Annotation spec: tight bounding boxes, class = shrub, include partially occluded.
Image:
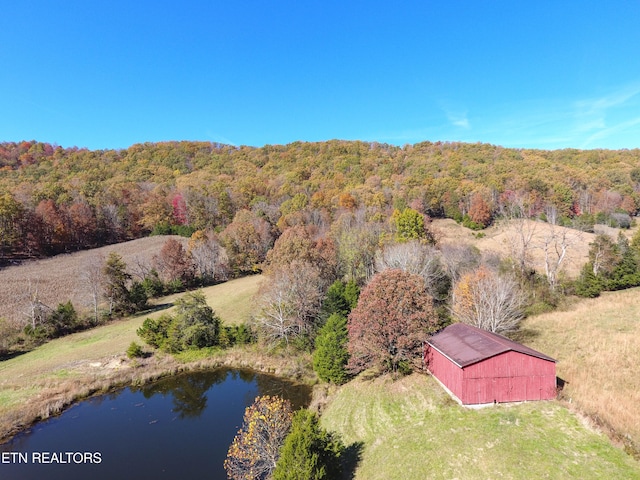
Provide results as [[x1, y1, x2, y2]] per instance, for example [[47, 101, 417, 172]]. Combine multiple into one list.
[[137, 291, 220, 353], [126, 341, 145, 358]]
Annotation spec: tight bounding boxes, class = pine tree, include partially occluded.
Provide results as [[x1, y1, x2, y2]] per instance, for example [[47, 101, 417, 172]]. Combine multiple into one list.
[[272, 410, 344, 480], [313, 313, 350, 384]]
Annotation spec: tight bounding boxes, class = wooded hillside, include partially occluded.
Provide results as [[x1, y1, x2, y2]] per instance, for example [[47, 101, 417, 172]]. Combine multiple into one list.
[[1, 140, 639, 263]]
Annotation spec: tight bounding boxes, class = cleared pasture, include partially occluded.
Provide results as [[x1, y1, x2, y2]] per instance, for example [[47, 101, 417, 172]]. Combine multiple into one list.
[[320, 374, 640, 479]]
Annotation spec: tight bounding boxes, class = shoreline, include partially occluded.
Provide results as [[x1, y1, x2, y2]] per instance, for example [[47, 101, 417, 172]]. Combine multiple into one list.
[[0, 346, 316, 445]]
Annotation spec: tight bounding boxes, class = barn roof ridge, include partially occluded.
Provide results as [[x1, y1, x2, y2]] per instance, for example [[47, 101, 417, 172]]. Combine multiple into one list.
[[427, 323, 556, 368]]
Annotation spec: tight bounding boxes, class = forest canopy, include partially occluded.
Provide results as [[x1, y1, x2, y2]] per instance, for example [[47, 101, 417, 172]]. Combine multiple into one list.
[[1, 139, 639, 263]]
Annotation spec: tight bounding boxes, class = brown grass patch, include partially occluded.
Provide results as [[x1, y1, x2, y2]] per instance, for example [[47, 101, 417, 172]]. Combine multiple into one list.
[[0, 235, 187, 324], [521, 287, 640, 452], [433, 218, 634, 278]]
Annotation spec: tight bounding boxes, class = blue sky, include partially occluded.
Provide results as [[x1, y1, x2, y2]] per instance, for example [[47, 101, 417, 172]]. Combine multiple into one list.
[[1, 1, 640, 151]]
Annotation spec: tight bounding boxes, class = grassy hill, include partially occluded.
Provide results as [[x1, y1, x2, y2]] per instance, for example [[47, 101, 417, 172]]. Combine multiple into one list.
[[520, 287, 640, 450], [0, 235, 188, 324], [320, 374, 640, 479], [319, 285, 640, 479]]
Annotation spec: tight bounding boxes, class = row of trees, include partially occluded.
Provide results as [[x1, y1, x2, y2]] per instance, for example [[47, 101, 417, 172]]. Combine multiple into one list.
[[2, 140, 639, 264]]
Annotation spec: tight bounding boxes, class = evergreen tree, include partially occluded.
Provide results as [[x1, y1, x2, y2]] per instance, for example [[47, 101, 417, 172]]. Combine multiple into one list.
[[103, 252, 132, 315], [320, 281, 349, 319], [343, 280, 360, 310], [313, 313, 350, 384], [272, 409, 344, 480], [574, 263, 603, 298], [607, 234, 640, 290]]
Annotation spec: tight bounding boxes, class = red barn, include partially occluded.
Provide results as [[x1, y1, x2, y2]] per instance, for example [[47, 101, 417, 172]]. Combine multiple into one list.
[[425, 323, 556, 405]]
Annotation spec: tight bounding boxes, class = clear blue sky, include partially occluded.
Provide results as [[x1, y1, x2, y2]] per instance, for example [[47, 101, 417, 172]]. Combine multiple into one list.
[[2, 1, 640, 151]]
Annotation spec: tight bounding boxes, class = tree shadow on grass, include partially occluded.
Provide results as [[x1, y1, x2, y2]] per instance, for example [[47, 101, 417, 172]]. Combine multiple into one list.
[[147, 302, 174, 312], [0, 349, 30, 362], [341, 441, 365, 479], [508, 327, 540, 344]]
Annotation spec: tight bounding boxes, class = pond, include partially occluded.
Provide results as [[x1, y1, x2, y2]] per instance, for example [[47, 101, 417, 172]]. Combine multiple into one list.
[[0, 369, 311, 480]]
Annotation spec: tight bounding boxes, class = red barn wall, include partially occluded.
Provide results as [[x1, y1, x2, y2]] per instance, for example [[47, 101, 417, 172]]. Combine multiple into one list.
[[425, 346, 463, 401], [461, 351, 556, 404], [426, 348, 556, 405]]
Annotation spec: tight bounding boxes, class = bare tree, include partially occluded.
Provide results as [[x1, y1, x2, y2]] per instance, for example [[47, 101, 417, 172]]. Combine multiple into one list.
[[22, 279, 51, 330], [538, 224, 582, 291], [128, 254, 153, 282], [374, 240, 446, 297], [451, 266, 527, 335], [252, 261, 324, 346], [81, 254, 104, 324], [501, 192, 538, 277], [188, 230, 229, 282], [439, 243, 482, 284], [504, 217, 537, 277]]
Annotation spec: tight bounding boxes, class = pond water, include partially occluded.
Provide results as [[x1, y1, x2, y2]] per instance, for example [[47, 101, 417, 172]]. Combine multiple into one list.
[[0, 369, 311, 480]]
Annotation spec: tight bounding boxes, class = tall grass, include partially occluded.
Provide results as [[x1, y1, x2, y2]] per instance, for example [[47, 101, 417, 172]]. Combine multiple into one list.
[[0, 235, 187, 324], [521, 287, 640, 454]]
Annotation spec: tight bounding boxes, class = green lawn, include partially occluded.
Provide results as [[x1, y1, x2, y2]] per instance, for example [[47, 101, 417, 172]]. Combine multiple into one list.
[[320, 374, 640, 480]]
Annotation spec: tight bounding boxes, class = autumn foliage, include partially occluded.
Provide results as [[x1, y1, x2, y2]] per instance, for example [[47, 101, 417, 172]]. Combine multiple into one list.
[[451, 266, 526, 334], [225, 395, 293, 480], [347, 269, 439, 373]]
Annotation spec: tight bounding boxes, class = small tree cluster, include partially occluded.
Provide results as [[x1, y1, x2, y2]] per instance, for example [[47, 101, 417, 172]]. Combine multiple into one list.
[[574, 233, 640, 297], [272, 409, 345, 480], [252, 261, 324, 348], [103, 252, 148, 316], [225, 395, 293, 480], [137, 291, 220, 353], [375, 240, 449, 300], [23, 300, 80, 341]]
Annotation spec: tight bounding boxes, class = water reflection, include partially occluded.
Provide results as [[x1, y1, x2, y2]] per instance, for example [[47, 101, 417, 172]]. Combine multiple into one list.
[[136, 369, 228, 419], [0, 368, 311, 480]]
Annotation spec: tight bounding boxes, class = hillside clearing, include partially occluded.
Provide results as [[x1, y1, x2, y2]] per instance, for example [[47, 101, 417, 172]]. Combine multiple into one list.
[[0, 235, 188, 324], [433, 218, 635, 279], [520, 287, 640, 449], [320, 374, 640, 479]]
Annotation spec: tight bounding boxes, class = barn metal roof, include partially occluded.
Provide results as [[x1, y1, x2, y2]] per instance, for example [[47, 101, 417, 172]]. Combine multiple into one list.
[[427, 323, 556, 368]]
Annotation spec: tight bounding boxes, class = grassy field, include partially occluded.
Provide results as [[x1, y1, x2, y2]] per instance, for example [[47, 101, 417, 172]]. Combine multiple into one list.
[[320, 374, 640, 480], [520, 287, 640, 449], [432, 218, 636, 279], [202, 274, 262, 325], [0, 235, 188, 324], [0, 275, 264, 441]]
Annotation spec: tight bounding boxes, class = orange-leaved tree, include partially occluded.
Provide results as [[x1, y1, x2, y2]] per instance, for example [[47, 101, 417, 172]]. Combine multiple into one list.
[[225, 395, 293, 480], [451, 266, 526, 335]]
